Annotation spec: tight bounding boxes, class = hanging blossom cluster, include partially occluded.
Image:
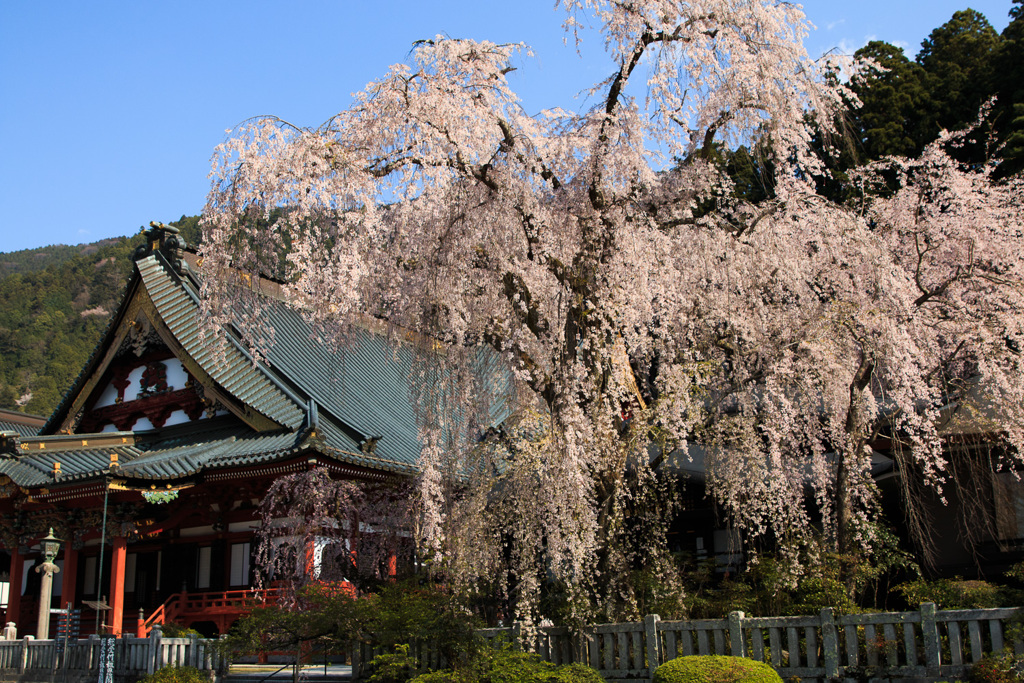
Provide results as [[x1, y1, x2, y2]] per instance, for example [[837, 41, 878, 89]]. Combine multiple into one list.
[[254, 468, 413, 607], [200, 0, 1024, 621]]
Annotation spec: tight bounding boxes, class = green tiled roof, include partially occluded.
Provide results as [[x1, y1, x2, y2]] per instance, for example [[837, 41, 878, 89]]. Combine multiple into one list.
[[0, 420, 40, 437], [260, 304, 423, 467], [4, 238, 510, 493], [257, 300, 512, 469], [0, 410, 46, 437], [137, 255, 306, 431], [1, 412, 413, 489]]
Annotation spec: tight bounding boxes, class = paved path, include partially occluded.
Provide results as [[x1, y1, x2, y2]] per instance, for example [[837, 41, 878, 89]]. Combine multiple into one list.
[[226, 663, 352, 681]]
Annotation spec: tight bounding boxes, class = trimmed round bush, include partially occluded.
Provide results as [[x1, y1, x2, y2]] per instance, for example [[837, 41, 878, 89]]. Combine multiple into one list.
[[542, 663, 606, 683], [653, 656, 781, 683], [139, 666, 210, 683]]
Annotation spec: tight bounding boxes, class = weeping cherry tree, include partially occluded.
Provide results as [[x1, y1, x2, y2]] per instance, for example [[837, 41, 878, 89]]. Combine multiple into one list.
[[199, 0, 1024, 621]]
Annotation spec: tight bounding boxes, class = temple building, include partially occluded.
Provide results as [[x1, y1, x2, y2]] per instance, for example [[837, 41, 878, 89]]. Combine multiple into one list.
[[0, 224, 442, 638]]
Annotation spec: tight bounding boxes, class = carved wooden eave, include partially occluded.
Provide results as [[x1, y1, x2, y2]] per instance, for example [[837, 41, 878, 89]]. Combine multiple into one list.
[[51, 268, 285, 436]]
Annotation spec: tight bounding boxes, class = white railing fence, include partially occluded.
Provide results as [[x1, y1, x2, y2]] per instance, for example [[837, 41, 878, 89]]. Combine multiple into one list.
[[3, 603, 1020, 682], [0, 631, 225, 677], [352, 604, 1024, 683]]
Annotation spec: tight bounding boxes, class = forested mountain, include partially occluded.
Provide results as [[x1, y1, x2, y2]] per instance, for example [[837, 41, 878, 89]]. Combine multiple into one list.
[[0, 241, 124, 280], [0, 217, 200, 417]]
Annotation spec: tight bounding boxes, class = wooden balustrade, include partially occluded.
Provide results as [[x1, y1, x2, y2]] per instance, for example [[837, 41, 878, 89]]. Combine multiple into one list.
[[355, 604, 1024, 683], [140, 587, 283, 636], [0, 634, 225, 676], [3, 603, 1020, 682]]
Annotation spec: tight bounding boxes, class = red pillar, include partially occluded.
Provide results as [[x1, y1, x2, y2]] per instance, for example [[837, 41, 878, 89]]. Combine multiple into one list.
[[387, 554, 397, 579], [5, 548, 24, 627], [60, 546, 78, 610], [304, 539, 316, 578], [108, 537, 127, 636]]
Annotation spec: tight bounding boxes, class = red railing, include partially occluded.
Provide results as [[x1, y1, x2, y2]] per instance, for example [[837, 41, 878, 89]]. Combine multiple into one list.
[[139, 587, 282, 637], [137, 581, 357, 637]]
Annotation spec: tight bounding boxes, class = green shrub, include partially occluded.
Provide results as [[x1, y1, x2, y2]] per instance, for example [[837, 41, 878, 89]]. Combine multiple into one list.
[[409, 643, 604, 683], [159, 622, 202, 638], [370, 644, 426, 683], [788, 575, 855, 616], [139, 665, 209, 683], [465, 645, 553, 683], [540, 663, 605, 683], [653, 656, 782, 683], [411, 672, 460, 683], [895, 578, 1002, 610], [968, 650, 1024, 683], [370, 580, 479, 667]]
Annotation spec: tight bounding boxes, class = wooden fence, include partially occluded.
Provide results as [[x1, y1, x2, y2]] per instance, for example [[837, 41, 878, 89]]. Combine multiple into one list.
[[352, 604, 1024, 683], [0, 631, 224, 678]]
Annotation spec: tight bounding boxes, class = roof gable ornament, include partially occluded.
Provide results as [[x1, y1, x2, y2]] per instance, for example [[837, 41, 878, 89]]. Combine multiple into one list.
[[134, 222, 188, 274]]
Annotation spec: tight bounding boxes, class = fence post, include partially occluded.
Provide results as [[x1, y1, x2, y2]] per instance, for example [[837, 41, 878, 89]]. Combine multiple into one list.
[[350, 641, 361, 681], [512, 622, 524, 652], [645, 614, 662, 679], [820, 607, 839, 679], [728, 612, 745, 658], [19, 635, 33, 673], [921, 602, 941, 676], [149, 623, 162, 674], [87, 634, 98, 671]]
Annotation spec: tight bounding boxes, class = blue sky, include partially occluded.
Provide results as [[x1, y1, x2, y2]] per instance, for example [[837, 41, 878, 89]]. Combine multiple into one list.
[[0, 1, 1015, 252]]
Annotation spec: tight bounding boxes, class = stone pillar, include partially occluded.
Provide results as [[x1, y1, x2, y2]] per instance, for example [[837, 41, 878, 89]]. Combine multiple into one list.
[[108, 537, 127, 636], [6, 548, 24, 627], [35, 558, 60, 639]]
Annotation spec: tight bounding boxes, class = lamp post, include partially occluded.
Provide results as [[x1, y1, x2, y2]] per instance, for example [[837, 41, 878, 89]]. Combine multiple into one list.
[[35, 528, 61, 639]]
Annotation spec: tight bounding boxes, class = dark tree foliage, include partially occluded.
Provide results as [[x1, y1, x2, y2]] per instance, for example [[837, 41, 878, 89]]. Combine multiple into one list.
[[851, 41, 934, 160], [823, 4, 1023, 202], [917, 9, 1001, 135], [992, 1, 1024, 176]]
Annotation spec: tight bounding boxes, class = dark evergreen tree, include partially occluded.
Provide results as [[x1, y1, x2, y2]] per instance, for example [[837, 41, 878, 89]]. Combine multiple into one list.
[[992, 1, 1024, 176], [850, 41, 934, 161], [916, 9, 1001, 166]]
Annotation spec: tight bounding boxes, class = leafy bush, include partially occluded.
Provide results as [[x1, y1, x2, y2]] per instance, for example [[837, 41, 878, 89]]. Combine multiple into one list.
[[539, 663, 605, 683], [138, 665, 209, 683], [368, 580, 480, 667], [894, 578, 1003, 610], [225, 584, 368, 655], [159, 622, 202, 638], [409, 643, 604, 683], [787, 575, 855, 617], [968, 650, 1024, 683], [653, 656, 782, 683], [370, 644, 426, 683]]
